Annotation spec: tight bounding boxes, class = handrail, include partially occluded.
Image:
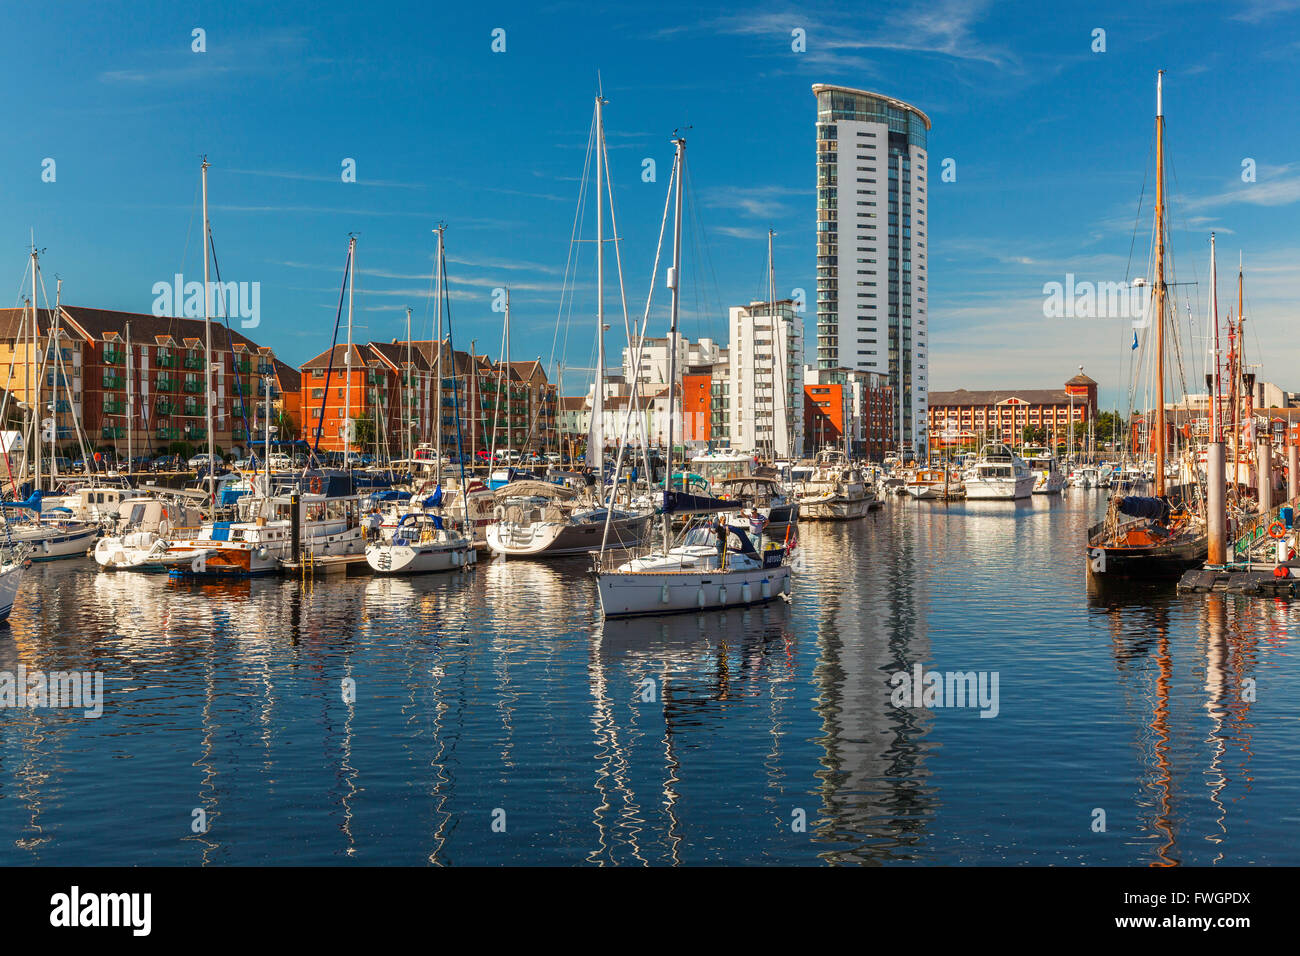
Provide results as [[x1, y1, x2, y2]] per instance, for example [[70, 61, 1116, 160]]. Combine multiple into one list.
[[1233, 494, 1300, 559]]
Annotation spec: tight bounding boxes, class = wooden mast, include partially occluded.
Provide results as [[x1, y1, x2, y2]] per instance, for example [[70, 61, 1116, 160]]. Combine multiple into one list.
[[1153, 70, 1167, 498]]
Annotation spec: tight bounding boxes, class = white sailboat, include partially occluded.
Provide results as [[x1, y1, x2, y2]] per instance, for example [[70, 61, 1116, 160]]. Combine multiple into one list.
[[594, 131, 792, 618], [367, 223, 477, 574]]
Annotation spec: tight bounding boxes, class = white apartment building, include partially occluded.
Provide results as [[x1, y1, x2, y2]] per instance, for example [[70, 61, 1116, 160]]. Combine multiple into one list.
[[728, 299, 804, 457], [813, 83, 930, 457], [622, 336, 722, 387]]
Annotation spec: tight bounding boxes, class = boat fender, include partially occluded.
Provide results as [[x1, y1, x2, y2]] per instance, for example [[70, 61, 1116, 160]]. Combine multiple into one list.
[[696, 587, 705, 608], [761, 579, 771, 600], [661, 583, 670, 604], [718, 585, 727, 605], [782, 575, 792, 596], [1274, 565, 1289, 579], [256, 546, 270, 561], [1268, 521, 1286, 539], [741, 582, 752, 603], [42, 540, 50, 554]]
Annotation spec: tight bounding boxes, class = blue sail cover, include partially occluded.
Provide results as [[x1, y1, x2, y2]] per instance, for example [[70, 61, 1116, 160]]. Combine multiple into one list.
[[662, 490, 732, 515], [1118, 496, 1170, 522]]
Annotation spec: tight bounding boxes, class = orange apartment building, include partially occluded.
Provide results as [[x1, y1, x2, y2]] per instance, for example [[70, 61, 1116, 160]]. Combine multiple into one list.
[[300, 339, 558, 457], [927, 373, 1098, 450]]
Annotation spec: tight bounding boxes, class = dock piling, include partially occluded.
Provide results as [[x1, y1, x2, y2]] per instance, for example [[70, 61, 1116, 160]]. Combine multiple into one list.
[[1207, 441, 1226, 566]]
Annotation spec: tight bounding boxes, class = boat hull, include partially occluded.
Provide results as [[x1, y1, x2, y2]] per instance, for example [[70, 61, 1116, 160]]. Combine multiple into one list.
[[366, 541, 477, 574], [487, 514, 650, 558], [0, 561, 25, 622], [964, 475, 1036, 500], [596, 564, 791, 618], [799, 496, 874, 520]]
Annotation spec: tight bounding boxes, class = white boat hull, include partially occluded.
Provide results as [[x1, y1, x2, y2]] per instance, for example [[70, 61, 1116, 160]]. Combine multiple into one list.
[[0, 560, 25, 622], [366, 540, 477, 574], [964, 475, 1036, 500], [596, 564, 791, 618], [799, 496, 874, 520]]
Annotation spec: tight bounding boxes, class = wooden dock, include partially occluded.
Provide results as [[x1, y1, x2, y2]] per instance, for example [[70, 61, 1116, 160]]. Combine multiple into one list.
[[280, 553, 371, 576], [1177, 562, 1300, 597]]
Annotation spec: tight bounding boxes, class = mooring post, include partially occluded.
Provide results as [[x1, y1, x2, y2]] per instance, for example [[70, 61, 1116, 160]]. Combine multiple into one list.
[[1207, 440, 1226, 566], [1288, 435, 1299, 504], [1258, 437, 1273, 515], [291, 492, 301, 564]]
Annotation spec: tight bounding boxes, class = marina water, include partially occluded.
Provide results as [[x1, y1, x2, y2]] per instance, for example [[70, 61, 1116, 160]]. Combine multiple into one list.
[[1, 490, 1296, 865]]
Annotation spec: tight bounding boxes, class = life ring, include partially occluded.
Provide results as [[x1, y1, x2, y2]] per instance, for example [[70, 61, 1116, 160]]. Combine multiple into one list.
[[1268, 521, 1286, 539], [309, 475, 323, 495]]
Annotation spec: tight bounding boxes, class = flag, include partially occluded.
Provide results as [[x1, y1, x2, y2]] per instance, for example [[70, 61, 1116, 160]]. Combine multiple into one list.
[[1131, 331, 1139, 350]]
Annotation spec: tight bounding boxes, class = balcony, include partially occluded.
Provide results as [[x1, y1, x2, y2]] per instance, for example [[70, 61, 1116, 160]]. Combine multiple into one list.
[[185, 427, 207, 440], [156, 427, 181, 441], [257, 363, 274, 375], [235, 360, 253, 374], [232, 429, 248, 442], [182, 381, 204, 394], [103, 374, 125, 390], [54, 400, 71, 413], [156, 354, 179, 369], [183, 403, 204, 417], [103, 349, 126, 366], [103, 401, 126, 415], [154, 377, 176, 392], [156, 400, 178, 415], [101, 426, 126, 439], [231, 382, 249, 396], [184, 355, 203, 370]]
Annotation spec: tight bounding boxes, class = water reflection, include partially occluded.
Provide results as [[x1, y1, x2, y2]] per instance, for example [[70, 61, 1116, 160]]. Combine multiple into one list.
[[2, 491, 1299, 865]]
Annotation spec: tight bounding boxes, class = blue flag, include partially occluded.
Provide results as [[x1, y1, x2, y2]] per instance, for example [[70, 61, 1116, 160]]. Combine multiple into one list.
[[1131, 331, 1139, 350]]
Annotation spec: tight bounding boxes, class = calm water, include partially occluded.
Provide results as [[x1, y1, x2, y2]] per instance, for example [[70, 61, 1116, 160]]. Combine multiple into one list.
[[2, 490, 1297, 866]]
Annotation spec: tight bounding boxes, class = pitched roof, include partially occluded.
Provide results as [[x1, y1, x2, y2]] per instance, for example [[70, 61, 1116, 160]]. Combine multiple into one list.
[[928, 388, 1073, 407], [0, 305, 266, 352]]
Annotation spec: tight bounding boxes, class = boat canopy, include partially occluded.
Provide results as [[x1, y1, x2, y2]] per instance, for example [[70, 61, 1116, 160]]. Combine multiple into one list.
[[493, 480, 579, 501]]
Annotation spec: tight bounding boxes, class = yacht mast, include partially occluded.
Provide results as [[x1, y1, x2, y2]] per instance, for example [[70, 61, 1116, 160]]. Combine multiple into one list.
[[344, 234, 356, 467], [405, 306, 413, 464], [591, 93, 607, 485], [30, 246, 40, 493], [664, 134, 685, 553], [434, 225, 444, 474], [505, 287, 512, 466], [202, 158, 215, 497], [1153, 71, 1168, 498]]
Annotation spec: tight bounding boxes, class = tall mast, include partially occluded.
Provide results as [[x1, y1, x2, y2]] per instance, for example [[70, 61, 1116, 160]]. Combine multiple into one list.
[[1209, 233, 1220, 438], [505, 287, 512, 465], [767, 228, 778, 461], [592, 93, 607, 482], [434, 225, 444, 473], [664, 134, 685, 552], [1153, 71, 1168, 497], [405, 306, 413, 463], [30, 245, 40, 493], [126, 319, 133, 475], [344, 235, 356, 466], [202, 157, 214, 496]]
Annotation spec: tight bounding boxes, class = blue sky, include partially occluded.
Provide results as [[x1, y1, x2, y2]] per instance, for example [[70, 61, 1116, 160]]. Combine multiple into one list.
[[4, 0, 1300, 407]]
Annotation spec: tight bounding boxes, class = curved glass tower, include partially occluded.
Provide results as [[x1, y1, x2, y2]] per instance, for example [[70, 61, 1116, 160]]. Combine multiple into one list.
[[813, 84, 929, 459]]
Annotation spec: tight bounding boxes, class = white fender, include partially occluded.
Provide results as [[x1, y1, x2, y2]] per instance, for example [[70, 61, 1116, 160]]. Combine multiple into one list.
[[761, 579, 771, 600], [741, 582, 752, 604], [660, 583, 670, 604]]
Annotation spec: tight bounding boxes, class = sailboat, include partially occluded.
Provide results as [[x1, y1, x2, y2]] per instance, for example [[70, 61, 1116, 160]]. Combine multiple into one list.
[[366, 223, 476, 574], [594, 132, 792, 618], [485, 93, 651, 559], [1088, 72, 1208, 577]]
